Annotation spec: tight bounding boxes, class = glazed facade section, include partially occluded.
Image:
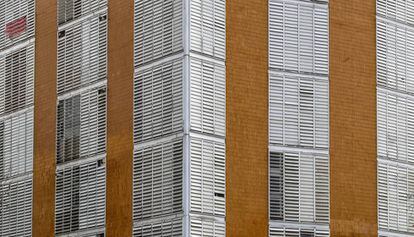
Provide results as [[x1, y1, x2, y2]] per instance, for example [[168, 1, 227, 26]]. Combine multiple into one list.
[[377, 1, 414, 236], [54, 0, 107, 236], [133, 0, 226, 236], [0, 0, 35, 236], [268, 0, 330, 236]]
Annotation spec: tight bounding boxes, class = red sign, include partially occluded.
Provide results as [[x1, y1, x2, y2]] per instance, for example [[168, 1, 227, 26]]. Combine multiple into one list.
[[5, 16, 26, 38]]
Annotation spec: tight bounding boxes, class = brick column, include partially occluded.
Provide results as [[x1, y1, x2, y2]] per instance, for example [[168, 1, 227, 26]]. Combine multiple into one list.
[[226, 1, 269, 236], [32, 0, 57, 236], [330, 0, 378, 235], [106, 0, 134, 236]]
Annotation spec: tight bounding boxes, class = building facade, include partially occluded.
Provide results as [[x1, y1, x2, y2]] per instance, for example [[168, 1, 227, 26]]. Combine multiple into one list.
[[0, 0, 407, 236]]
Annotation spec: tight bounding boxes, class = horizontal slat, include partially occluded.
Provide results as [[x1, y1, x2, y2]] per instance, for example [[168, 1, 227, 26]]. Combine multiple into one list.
[[58, 0, 107, 25], [133, 217, 183, 237]]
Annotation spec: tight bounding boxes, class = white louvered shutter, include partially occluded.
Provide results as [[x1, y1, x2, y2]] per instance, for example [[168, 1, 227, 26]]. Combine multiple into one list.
[[190, 138, 225, 216], [190, 0, 225, 59], [269, 0, 328, 75], [134, 59, 183, 143], [57, 95, 81, 163], [0, 109, 33, 180], [270, 152, 329, 224], [0, 0, 35, 49], [269, 73, 329, 149], [79, 86, 107, 158], [55, 159, 106, 234], [377, 89, 414, 164], [377, 0, 414, 25], [378, 161, 414, 233], [134, 0, 183, 67], [57, 87, 106, 164], [0, 178, 32, 237], [190, 218, 225, 237], [269, 227, 329, 237], [57, 13, 107, 94], [133, 139, 183, 221], [133, 217, 183, 237], [58, 0, 107, 25], [0, 43, 34, 115], [377, 19, 414, 94], [270, 152, 284, 221], [190, 58, 225, 137]]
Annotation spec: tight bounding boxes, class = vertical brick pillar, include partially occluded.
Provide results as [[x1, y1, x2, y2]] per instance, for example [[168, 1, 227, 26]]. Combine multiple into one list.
[[330, 0, 378, 236], [32, 0, 57, 236], [226, 0, 269, 236], [106, 0, 134, 236]]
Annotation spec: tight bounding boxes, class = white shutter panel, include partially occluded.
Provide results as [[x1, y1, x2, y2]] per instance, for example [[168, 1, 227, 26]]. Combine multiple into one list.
[[190, 137, 225, 216], [58, 0, 107, 25], [0, 43, 35, 115], [377, 90, 414, 164], [133, 217, 182, 237], [57, 13, 107, 94], [190, 218, 225, 237], [57, 95, 81, 164], [273, 152, 329, 224], [0, 109, 33, 180], [269, 0, 328, 75], [57, 86, 106, 164], [377, 19, 414, 94], [270, 152, 284, 221], [269, 227, 329, 237], [190, 58, 225, 137], [55, 159, 106, 234], [0, 0, 35, 49], [190, 0, 225, 59], [377, 0, 414, 25], [79, 160, 106, 230], [134, 0, 183, 66], [0, 178, 32, 237], [134, 59, 183, 143], [269, 73, 329, 149], [377, 161, 414, 233], [79, 86, 107, 159], [133, 139, 183, 221]]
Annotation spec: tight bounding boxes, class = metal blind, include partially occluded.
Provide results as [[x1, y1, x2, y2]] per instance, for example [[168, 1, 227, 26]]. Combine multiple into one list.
[[190, 58, 225, 137], [377, 0, 414, 24], [0, 43, 34, 115], [269, 73, 329, 149], [57, 13, 107, 95], [190, 137, 225, 216], [190, 217, 225, 237], [133, 217, 183, 237], [58, 0, 107, 25], [377, 19, 414, 94], [55, 159, 106, 234], [269, 227, 329, 237], [0, 178, 32, 237], [269, 0, 328, 75], [134, 59, 183, 143], [190, 0, 225, 59], [0, 0, 35, 49], [269, 152, 329, 224], [57, 86, 106, 164], [133, 139, 183, 221], [377, 90, 414, 164], [378, 161, 414, 233], [134, 0, 183, 67], [0, 109, 33, 181]]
